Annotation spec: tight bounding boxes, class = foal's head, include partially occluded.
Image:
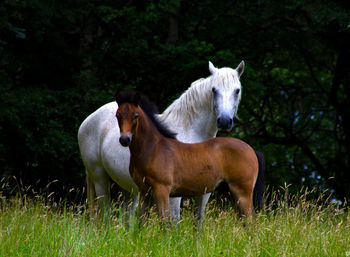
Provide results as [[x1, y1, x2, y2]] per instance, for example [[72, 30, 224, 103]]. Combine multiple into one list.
[[116, 102, 138, 147], [116, 90, 176, 147]]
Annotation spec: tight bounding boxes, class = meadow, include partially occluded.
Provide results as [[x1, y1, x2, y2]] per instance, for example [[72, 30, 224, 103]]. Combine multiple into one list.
[[0, 182, 349, 257]]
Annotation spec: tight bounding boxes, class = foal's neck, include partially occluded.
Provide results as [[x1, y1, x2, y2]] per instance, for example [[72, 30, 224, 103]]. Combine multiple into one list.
[[130, 111, 165, 158]]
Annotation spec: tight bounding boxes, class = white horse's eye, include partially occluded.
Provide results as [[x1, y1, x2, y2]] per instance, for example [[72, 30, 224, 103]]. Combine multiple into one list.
[[212, 87, 217, 94], [234, 88, 240, 95]]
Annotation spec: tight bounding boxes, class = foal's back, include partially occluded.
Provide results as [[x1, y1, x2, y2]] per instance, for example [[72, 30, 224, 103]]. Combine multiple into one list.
[[160, 137, 258, 197]]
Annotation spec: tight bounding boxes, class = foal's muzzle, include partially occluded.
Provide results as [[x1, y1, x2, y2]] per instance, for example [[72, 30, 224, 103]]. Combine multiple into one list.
[[217, 116, 233, 132], [119, 133, 132, 147]]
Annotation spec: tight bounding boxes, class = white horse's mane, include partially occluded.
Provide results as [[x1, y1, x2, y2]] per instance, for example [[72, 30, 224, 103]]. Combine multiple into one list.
[[161, 67, 241, 128]]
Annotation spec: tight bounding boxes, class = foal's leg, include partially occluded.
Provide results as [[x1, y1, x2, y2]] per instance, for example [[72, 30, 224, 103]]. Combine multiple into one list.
[[152, 184, 171, 219], [138, 191, 152, 219], [228, 183, 253, 218]]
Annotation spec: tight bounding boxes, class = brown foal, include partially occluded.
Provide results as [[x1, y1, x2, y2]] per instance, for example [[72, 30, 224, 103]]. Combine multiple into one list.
[[116, 91, 258, 219]]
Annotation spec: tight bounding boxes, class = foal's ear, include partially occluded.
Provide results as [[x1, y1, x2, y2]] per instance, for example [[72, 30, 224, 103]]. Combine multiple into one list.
[[209, 61, 218, 75], [115, 92, 128, 105], [115, 92, 122, 104], [236, 60, 245, 77], [131, 92, 141, 106]]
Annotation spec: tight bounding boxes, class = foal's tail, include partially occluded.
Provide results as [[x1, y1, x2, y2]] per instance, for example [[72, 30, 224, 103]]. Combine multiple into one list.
[[253, 151, 265, 211]]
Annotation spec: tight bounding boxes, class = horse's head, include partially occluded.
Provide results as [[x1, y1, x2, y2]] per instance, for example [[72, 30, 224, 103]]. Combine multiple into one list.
[[116, 90, 177, 147], [209, 61, 244, 132], [115, 91, 141, 147]]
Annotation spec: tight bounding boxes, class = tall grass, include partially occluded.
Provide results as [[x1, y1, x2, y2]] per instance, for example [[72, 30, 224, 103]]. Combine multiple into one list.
[[0, 180, 349, 257]]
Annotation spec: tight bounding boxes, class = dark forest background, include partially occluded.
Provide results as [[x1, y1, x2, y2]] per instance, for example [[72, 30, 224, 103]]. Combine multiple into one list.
[[1, 0, 349, 203]]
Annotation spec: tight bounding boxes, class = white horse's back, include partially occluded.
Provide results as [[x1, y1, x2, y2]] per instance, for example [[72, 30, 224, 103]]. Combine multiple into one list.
[[78, 102, 138, 200]]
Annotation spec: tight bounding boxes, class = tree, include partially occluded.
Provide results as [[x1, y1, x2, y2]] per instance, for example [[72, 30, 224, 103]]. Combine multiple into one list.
[[0, 0, 349, 202]]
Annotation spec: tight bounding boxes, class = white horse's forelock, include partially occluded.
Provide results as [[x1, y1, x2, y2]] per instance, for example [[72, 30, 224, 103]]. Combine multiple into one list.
[[211, 68, 242, 116], [161, 67, 242, 128]]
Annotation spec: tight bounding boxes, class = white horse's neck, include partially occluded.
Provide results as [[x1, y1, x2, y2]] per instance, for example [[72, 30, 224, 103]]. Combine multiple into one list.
[[158, 77, 218, 143]]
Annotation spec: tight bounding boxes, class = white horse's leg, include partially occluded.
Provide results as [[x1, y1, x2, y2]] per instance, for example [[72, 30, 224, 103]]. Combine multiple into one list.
[[129, 194, 139, 217], [194, 193, 211, 225], [86, 172, 97, 213], [169, 197, 181, 222], [88, 167, 111, 217], [120, 192, 139, 227], [118, 188, 138, 213], [117, 186, 139, 227]]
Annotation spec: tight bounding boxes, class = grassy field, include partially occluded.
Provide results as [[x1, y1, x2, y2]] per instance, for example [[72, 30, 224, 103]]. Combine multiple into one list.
[[0, 186, 349, 257]]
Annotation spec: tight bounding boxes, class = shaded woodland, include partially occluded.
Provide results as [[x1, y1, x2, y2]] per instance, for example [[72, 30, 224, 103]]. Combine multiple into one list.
[[0, 0, 349, 202]]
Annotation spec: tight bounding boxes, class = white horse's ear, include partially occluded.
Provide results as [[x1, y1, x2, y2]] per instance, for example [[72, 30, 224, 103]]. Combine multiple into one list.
[[236, 60, 245, 77], [209, 61, 218, 75]]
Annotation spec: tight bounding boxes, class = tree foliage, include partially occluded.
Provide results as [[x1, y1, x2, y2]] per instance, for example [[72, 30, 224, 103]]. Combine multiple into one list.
[[0, 0, 349, 201]]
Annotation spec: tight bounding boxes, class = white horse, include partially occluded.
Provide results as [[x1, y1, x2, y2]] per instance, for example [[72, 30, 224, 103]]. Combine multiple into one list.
[[78, 61, 245, 222]]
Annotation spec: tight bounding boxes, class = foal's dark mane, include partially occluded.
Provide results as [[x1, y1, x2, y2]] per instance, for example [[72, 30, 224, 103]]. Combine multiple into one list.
[[116, 90, 177, 139]]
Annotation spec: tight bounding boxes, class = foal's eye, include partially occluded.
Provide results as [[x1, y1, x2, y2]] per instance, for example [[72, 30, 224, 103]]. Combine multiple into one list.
[[132, 113, 139, 125], [234, 88, 241, 95], [212, 88, 217, 94]]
